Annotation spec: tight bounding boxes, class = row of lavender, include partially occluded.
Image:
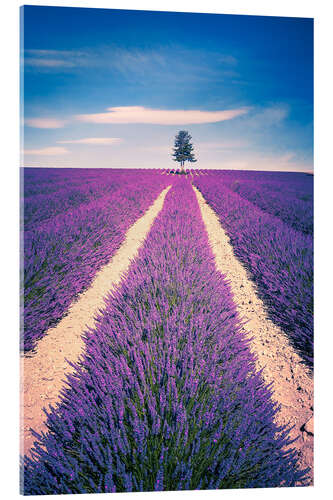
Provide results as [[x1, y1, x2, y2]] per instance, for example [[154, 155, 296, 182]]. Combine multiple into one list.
[[22, 169, 170, 352], [194, 173, 313, 367], [23, 179, 306, 494], [201, 170, 313, 235], [23, 168, 151, 230]]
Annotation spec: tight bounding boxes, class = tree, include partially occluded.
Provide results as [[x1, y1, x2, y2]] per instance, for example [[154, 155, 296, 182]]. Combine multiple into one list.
[[172, 130, 197, 172]]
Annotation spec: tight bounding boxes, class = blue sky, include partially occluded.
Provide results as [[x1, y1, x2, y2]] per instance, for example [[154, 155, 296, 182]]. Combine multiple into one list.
[[21, 5, 313, 171]]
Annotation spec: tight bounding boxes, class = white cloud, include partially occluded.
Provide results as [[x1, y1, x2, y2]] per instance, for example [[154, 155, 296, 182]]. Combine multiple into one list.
[[24, 147, 69, 156], [76, 106, 248, 126], [25, 118, 67, 129], [57, 137, 123, 145]]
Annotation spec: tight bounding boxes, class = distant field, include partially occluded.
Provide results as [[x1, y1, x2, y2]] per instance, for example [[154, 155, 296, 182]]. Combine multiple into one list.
[[22, 168, 313, 493]]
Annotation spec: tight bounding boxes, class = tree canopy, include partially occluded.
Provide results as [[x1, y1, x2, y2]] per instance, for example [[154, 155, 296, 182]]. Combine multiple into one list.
[[172, 130, 197, 170]]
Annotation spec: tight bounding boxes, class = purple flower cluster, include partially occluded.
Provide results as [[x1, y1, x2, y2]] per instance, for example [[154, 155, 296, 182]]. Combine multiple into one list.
[[22, 169, 170, 352], [207, 170, 313, 235], [23, 168, 143, 230], [194, 173, 313, 367], [23, 178, 306, 494]]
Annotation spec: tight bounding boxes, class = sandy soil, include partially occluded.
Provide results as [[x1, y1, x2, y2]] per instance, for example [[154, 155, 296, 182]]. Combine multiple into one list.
[[21, 185, 171, 458], [193, 185, 314, 484]]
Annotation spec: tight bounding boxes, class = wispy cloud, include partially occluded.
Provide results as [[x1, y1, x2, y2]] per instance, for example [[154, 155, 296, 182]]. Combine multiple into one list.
[[57, 137, 123, 145], [24, 146, 69, 156], [76, 106, 248, 126], [25, 118, 67, 129], [22, 47, 167, 75], [22, 46, 239, 86], [108, 46, 237, 77], [106, 47, 239, 86], [244, 105, 289, 128], [24, 49, 90, 70], [25, 58, 76, 68]]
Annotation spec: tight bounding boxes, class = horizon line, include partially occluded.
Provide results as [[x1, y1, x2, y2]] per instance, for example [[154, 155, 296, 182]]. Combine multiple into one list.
[[21, 165, 314, 174]]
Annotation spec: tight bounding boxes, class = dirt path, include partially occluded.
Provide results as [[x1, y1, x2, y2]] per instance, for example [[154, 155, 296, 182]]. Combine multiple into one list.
[[193, 185, 314, 482], [21, 185, 171, 458]]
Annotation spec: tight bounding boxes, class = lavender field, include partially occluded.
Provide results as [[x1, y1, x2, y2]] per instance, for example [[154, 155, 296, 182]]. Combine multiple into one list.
[[22, 169, 170, 352], [21, 168, 313, 494], [194, 171, 313, 367]]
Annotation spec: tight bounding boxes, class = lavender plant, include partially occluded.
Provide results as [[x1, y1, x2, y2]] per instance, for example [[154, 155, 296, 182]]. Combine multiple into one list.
[[207, 170, 313, 235], [23, 168, 162, 230], [194, 174, 313, 367], [23, 179, 307, 494], [22, 169, 170, 352]]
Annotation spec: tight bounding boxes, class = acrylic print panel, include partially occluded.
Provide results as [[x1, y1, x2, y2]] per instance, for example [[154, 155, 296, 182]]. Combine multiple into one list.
[[20, 4, 314, 495]]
